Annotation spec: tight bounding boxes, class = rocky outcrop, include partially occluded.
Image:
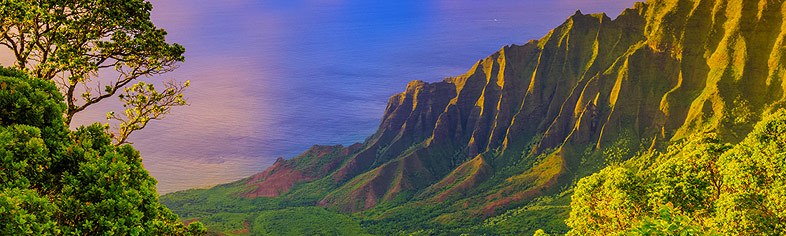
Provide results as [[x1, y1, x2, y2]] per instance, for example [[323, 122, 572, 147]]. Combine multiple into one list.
[[240, 0, 786, 217], [332, 80, 457, 183]]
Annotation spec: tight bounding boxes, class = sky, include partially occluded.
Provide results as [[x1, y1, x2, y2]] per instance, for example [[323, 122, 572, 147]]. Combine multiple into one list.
[[0, 0, 641, 194]]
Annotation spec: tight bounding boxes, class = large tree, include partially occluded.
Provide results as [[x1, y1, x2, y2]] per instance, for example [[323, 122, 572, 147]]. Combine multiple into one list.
[[0, 67, 205, 235], [0, 0, 187, 144], [566, 111, 786, 235]]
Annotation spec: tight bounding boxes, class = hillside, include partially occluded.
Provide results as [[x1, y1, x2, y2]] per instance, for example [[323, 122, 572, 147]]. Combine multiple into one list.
[[161, 0, 786, 235]]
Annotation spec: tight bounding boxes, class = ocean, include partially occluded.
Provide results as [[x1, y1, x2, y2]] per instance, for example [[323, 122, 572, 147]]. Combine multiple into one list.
[[61, 0, 640, 194]]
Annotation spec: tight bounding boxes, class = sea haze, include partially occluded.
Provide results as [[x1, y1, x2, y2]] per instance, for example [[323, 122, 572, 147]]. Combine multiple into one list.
[[62, 0, 639, 194]]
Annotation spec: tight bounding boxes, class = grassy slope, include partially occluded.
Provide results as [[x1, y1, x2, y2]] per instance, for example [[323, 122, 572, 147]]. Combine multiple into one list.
[[161, 181, 370, 235], [160, 148, 575, 235]]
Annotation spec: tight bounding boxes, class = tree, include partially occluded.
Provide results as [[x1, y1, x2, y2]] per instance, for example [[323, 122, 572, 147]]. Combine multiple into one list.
[[566, 166, 648, 236], [567, 110, 786, 235], [628, 204, 712, 236], [714, 110, 786, 235], [0, 0, 188, 144], [648, 133, 731, 224], [0, 67, 205, 235]]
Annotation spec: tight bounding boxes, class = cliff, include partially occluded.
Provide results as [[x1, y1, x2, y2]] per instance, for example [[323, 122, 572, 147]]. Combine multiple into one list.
[[310, 0, 786, 214], [163, 0, 786, 233]]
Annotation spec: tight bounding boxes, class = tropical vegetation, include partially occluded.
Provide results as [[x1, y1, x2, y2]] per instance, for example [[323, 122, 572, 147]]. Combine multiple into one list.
[[0, 67, 204, 235]]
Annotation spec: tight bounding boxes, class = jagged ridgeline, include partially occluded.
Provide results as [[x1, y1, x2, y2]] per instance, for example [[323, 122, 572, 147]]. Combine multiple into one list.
[[161, 0, 786, 234]]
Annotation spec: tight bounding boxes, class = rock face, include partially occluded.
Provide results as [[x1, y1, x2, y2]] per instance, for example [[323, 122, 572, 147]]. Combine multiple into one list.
[[241, 0, 786, 216]]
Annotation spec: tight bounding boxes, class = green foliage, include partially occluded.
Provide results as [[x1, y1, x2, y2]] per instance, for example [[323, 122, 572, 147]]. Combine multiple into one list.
[[160, 180, 304, 234], [0, 0, 188, 143], [648, 133, 730, 219], [108, 80, 189, 145], [160, 137, 573, 236], [0, 188, 59, 235], [601, 128, 637, 165], [714, 111, 786, 234], [533, 229, 551, 236], [628, 204, 716, 236], [164, 179, 570, 236], [481, 195, 571, 236], [279, 177, 340, 205], [0, 67, 67, 140], [254, 207, 371, 236], [0, 125, 55, 195], [567, 166, 648, 235], [568, 110, 786, 235], [0, 69, 203, 235], [359, 201, 448, 235], [160, 179, 372, 235]]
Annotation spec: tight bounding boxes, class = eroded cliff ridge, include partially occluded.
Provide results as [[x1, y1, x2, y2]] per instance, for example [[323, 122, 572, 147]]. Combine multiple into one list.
[[166, 0, 786, 233], [301, 0, 785, 214]]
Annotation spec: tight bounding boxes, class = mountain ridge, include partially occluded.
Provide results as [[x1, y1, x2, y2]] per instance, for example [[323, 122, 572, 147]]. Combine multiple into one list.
[[161, 0, 786, 234]]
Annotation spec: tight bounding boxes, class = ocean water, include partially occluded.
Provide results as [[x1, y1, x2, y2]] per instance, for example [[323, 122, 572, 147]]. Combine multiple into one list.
[[59, 0, 640, 194]]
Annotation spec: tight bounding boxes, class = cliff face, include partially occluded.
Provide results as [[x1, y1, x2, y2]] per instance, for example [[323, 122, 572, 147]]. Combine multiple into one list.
[[240, 0, 786, 216]]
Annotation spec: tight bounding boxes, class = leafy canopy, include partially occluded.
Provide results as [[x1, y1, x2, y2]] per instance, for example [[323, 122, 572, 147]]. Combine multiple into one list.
[[567, 110, 786, 235], [0, 67, 205, 235], [0, 0, 188, 144]]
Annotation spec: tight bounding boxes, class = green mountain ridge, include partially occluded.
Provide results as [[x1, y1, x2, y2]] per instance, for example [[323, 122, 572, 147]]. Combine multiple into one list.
[[161, 0, 786, 234]]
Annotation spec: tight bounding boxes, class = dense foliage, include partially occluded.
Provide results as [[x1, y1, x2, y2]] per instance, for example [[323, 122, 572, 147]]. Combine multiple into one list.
[[0, 67, 204, 235], [567, 111, 786, 235]]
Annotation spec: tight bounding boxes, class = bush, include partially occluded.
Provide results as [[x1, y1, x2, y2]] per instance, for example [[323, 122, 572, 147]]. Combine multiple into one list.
[[0, 68, 205, 235]]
